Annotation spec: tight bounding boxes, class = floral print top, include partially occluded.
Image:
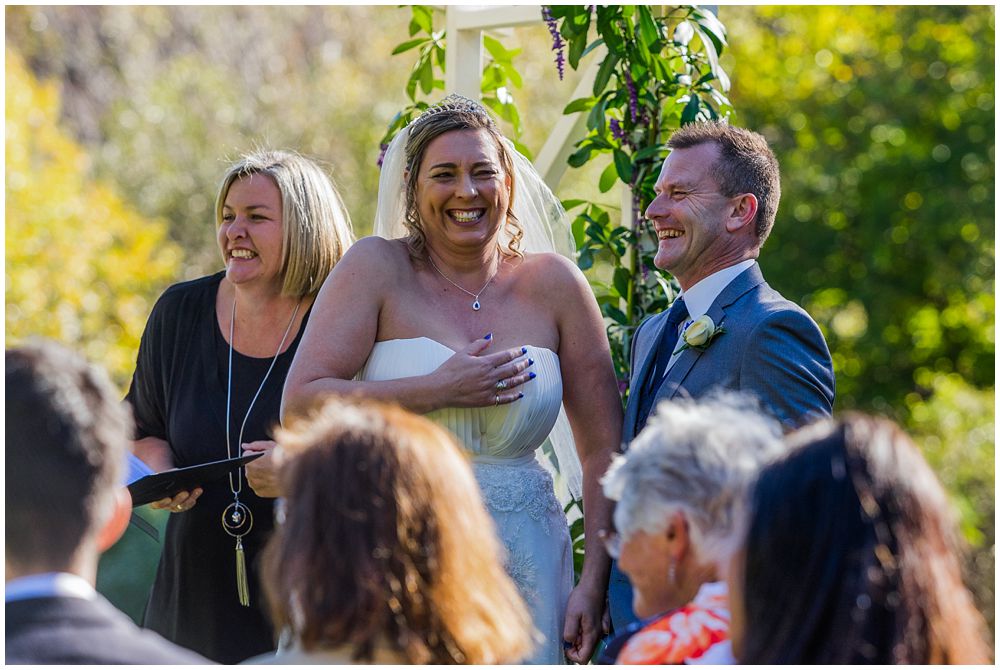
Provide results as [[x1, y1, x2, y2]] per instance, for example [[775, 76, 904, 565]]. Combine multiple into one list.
[[616, 581, 730, 665]]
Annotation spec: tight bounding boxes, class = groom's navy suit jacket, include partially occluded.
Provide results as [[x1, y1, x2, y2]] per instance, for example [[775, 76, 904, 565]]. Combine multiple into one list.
[[623, 263, 834, 442], [609, 264, 835, 632]]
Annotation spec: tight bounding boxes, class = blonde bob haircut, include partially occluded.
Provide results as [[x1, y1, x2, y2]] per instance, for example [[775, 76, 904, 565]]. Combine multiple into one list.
[[215, 149, 354, 297], [264, 396, 536, 664]]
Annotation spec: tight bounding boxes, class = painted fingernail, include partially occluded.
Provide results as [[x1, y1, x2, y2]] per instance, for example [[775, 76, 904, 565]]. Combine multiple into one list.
[[528, 358, 534, 366], [563, 641, 573, 650], [521, 346, 528, 354], [518, 392, 524, 399], [529, 372, 537, 380], [485, 332, 492, 340]]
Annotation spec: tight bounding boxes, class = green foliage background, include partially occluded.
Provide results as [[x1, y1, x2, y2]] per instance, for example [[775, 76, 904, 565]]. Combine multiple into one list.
[[5, 5, 993, 632]]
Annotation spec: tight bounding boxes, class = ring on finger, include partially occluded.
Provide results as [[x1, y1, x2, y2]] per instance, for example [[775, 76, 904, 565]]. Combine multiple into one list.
[[495, 379, 508, 391], [494, 393, 501, 406], [174, 504, 184, 511]]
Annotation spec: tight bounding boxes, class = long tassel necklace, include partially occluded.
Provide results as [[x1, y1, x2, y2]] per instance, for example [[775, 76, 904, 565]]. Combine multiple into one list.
[[427, 253, 500, 311], [223, 295, 300, 607]]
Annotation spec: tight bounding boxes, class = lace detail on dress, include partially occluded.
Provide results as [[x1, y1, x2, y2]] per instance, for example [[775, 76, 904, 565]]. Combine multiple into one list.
[[474, 461, 566, 607], [504, 544, 539, 603], [473, 462, 564, 532]]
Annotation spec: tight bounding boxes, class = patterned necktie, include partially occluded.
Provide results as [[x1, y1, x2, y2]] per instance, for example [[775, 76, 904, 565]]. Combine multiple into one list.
[[636, 296, 689, 431]]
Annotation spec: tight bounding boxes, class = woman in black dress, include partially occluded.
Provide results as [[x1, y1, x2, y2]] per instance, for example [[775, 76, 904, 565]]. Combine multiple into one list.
[[126, 149, 353, 663]]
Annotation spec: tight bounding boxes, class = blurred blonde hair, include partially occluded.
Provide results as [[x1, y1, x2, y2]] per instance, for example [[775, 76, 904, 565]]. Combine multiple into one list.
[[215, 149, 354, 297], [264, 396, 536, 664]]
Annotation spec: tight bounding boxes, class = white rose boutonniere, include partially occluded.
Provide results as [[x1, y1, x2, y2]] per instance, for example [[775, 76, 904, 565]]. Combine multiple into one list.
[[678, 315, 725, 353]]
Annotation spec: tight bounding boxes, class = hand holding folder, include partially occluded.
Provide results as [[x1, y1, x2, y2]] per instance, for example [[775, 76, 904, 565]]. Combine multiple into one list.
[[126, 453, 264, 507]]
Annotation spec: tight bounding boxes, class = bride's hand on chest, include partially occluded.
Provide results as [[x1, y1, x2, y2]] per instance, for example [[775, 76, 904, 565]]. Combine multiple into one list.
[[429, 335, 537, 408]]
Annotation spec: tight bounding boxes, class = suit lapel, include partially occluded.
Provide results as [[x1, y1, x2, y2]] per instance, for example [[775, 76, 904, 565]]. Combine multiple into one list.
[[658, 264, 766, 400]]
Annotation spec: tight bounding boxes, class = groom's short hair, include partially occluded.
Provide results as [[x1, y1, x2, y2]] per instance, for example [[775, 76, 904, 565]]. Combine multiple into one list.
[[6, 339, 129, 573], [668, 122, 781, 244]]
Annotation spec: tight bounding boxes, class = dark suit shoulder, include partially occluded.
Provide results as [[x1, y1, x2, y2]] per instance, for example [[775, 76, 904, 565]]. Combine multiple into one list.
[[6, 596, 209, 665]]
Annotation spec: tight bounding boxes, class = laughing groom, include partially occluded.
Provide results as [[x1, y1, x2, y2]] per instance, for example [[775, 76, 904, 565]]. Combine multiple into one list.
[[608, 121, 835, 632]]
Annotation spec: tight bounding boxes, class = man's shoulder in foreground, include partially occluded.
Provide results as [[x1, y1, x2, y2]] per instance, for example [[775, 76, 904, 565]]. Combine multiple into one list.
[[6, 595, 209, 665]]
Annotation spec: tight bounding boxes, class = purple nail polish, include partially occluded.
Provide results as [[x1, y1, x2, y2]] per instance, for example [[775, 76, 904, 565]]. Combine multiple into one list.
[[528, 358, 534, 366], [518, 392, 524, 399], [485, 332, 492, 340], [521, 346, 528, 354], [529, 372, 537, 380]]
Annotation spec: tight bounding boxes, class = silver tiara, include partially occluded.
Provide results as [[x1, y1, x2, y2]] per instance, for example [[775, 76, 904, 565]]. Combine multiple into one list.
[[412, 93, 490, 126]]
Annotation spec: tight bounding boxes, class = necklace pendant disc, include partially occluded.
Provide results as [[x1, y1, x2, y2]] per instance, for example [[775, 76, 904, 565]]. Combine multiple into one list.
[[472, 300, 481, 311]]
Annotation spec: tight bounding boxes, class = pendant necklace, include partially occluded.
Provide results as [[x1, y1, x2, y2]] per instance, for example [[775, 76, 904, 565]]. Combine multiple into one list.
[[427, 254, 499, 311], [223, 294, 300, 607]]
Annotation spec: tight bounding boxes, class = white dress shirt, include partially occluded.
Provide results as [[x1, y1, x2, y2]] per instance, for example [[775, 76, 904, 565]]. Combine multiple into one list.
[[5, 572, 96, 603], [663, 259, 757, 375]]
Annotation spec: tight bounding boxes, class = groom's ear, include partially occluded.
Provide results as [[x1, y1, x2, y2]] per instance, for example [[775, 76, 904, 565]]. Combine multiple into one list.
[[725, 193, 758, 234]]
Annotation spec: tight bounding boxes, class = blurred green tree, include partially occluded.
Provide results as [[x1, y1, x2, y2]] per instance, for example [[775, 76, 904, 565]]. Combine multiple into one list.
[[5, 47, 180, 389], [723, 5, 994, 414]]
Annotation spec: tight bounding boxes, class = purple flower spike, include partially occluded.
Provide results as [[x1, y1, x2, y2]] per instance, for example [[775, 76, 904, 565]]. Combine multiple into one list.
[[543, 6, 566, 80], [624, 70, 639, 123], [376, 142, 389, 168], [610, 118, 625, 141]]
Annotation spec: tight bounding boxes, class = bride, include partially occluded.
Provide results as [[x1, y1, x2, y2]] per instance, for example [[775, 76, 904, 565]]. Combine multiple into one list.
[[282, 95, 622, 663]]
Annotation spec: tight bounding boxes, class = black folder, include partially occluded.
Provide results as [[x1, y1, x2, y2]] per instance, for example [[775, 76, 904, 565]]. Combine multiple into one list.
[[127, 453, 264, 507]]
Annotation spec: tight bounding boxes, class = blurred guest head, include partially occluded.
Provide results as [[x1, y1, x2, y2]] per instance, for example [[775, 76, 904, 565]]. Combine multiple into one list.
[[215, 149, 354, 297], [263, 397, 535, 664], [732, 414, 991, 664], [6, 340, 131, 580], [602, 392, 784, 619]]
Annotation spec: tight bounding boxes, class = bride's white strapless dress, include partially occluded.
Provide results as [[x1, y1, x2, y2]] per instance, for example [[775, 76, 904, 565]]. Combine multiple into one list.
[[359, 337, 573, 664]]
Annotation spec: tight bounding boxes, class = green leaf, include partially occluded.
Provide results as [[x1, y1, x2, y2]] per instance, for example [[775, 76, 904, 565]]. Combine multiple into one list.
[[568, 32, 588, 70], [581, 38, 606, 59], [637, 6, 660, 44], [599, 162, 618, 193], [561, 198, 589, 210], [483, 34, 510, 63], [613, 267, 632, 301], [570, 214, 587, 249], [593, 51, 621, 95], [587, 95, 608, 133], [604, 304, 628, 325], [418, 58, 433, 94], [691, 7, 727, 49], [578, 247, 594, 271], [692, 24, 730, 91], [633, 144, 664, 162], [392, 37, 430, 55], [680, 94, 701, 125], [568, 145, 593, 168], [613, 149, 633, 183], [412, 5, 434, 34], [502, 62, 524, 88], [563, 97, 596, 114], [512, 138, 533, 161]]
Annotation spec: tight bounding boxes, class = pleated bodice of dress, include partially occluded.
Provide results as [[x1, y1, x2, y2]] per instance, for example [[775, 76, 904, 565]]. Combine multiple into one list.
[[357, 337, 563, 459]]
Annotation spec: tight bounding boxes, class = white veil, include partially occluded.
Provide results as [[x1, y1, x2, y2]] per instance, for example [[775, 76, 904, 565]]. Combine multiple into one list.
[[373, 117, 583, 500]]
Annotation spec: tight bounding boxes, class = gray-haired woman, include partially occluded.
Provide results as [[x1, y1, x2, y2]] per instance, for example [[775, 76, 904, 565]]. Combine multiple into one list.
[[598, 393, 784, 664]]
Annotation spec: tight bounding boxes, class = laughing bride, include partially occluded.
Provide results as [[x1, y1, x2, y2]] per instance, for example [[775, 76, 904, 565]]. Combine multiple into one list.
[[282, 95, 622, 664]]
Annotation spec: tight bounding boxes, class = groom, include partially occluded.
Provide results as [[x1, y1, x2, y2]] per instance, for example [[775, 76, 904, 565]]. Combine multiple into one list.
[[608, 121, 835, 632]]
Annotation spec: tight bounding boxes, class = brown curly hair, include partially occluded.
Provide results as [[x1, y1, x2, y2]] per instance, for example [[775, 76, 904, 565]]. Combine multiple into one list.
[[402, 103, 523, 259], [262, 396, 535, 664]]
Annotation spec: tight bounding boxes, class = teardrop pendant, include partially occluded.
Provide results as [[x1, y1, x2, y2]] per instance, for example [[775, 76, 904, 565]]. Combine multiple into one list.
[[472, 300, 481, 311]]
